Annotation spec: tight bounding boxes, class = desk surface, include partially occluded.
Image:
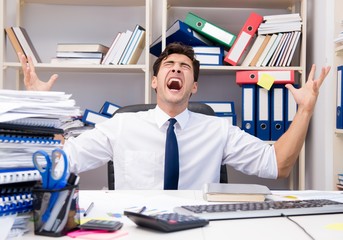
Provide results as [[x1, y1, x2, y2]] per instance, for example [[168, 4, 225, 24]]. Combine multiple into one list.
[[11, 190, 343, 240]]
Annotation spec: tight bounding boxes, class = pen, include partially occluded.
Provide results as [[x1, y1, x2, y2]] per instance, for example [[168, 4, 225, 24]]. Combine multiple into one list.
[[138, 206, 146, 213], [83, 202, 94, 217]]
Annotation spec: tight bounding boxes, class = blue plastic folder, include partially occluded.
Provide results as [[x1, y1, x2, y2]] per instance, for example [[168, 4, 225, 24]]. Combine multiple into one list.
[[242, 84, 256, 136], [284, 84, 298, 131], [256, 86, 270, 141], [150, 20, 213, 57], [270, 85, 285, 141], [337, 66, 343, 129]]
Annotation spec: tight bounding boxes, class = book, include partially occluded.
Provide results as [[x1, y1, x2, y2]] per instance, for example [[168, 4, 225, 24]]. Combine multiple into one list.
[[150, 20, 213, 57], [110, 30, 133, 65], [102, 32, 123, 65], [261, 33, 283, 67], [240, 35, 266, 66], [184, 12, 236, 49], [51, 58, 102, 65], [5, 27, 26, 60], [255, 33, 278, 67], [284, 31, 301, 66], [250, 34, 271, 66], [55, 51, 104, 59], [127, 30, 146, 64], [56, 43, 109, 53], [120, 25, 146, 65], [11, 26, 41, 64], [203, 183, 271, 202]]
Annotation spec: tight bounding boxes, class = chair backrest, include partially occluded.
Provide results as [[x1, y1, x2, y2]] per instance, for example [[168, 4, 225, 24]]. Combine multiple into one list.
[[107, 102, 227, 190]]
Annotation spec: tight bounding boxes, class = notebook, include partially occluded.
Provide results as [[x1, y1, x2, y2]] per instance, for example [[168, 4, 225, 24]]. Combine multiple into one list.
[[0, 168, 41, 184]]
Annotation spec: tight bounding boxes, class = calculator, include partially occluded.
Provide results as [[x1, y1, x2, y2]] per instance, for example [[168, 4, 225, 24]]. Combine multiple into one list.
[[124, 211, 209, 232], [79, 219, 123, 231]]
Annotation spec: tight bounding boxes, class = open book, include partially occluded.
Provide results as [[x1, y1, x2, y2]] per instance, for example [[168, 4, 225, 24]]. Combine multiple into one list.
[[203, 183, 271, 202]]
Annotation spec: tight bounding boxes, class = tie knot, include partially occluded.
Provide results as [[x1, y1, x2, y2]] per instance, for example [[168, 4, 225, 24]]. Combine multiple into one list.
[[169, 118, 177, 126]]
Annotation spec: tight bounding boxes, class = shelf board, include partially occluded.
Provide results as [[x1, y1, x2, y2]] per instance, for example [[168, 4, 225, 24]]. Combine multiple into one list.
[[335, 129, 343, 135], [3, 62, 147, 73], [22, 0, 146, 6], [167, 0, 301, 9], [335, 45, 343, 55]]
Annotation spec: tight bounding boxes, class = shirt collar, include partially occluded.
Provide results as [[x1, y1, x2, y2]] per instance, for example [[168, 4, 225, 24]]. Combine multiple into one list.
[[155, 105, 189, 130]]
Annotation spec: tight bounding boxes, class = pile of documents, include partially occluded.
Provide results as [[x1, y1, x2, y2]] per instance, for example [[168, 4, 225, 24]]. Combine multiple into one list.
[[0, 89, 81, 169], [0, 89, 81, 127]]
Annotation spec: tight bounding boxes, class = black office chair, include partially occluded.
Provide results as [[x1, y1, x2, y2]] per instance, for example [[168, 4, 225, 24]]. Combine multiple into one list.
[[107, 102, 228, 190]]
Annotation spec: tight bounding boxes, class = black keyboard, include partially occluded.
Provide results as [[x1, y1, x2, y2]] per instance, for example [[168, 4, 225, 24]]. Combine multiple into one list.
[[124, 211, 209, 232], [174, 199, 343, 220]]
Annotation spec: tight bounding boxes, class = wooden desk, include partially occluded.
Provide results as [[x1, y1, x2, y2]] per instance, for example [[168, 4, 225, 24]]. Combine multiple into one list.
[[17, 190, 343, 240]]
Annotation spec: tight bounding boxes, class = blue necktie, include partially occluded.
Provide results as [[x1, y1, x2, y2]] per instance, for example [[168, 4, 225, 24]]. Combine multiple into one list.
[[164, 118, 179, 190]]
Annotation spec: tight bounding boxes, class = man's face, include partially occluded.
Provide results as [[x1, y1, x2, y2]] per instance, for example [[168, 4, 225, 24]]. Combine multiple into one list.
[[152, 53, 198, 107]]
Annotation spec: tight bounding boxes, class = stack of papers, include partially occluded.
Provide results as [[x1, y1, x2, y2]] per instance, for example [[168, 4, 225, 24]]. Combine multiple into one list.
[[0, 89, 81, 126], [258, 13, 302, 35]]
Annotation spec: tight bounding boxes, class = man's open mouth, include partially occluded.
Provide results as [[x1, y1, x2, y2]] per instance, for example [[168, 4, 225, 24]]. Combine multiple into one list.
[[167, 78, 182, 90]]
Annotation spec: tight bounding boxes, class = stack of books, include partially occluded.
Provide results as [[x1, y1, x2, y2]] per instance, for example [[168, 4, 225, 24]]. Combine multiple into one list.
[[102, 24, 146, 65], [241, 13, 302, 67], [51, 43, 109, 64]]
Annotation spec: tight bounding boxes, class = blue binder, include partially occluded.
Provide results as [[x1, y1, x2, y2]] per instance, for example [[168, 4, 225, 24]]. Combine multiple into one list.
[[337, 66, 343, 129], [193, 46, 224, 66], [270, 84, 285, 141], [100, 101, 121, 117], [284, 84, 298, 131], [256, 86, 270, 141], [150, 20, 213, 57], [82, 109, 110, 126], [242, 84, 256, 136], [202, 101, 235, 115], [216, 113, 237, 126]]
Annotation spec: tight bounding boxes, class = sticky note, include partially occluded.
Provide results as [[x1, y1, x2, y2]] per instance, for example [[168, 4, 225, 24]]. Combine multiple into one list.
[[257, 73, 275, 90], [325, 223, 343, 231]]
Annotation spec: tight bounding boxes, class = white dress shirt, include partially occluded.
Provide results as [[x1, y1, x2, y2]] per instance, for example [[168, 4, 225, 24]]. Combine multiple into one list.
[[64, 106, 277, 190]]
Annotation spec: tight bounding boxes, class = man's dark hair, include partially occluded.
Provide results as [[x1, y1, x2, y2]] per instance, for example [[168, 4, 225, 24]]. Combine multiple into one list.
[[152, 42, 200, 82]]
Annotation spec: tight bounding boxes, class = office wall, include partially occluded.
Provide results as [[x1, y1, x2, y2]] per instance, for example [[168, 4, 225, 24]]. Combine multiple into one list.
[[306, 0, 335, 190]]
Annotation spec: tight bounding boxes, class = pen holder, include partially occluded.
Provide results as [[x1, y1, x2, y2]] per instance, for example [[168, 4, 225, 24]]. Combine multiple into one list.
[[32, 184, 80, 237]]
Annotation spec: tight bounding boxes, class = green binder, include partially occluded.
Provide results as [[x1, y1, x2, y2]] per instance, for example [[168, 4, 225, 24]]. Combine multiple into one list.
[[184, 12, 236, 49]]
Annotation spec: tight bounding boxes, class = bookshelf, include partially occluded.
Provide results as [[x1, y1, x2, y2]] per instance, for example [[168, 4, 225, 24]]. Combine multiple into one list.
[[0, 0, 152, 102], [334, 0, 343, 190], [158, 0, 307, 190]]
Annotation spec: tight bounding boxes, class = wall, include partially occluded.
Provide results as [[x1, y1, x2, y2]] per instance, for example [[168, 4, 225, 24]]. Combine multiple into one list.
[[306, 0, 335, 190]]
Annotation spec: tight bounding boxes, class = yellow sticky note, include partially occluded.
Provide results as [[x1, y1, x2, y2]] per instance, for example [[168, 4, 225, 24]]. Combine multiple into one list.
[[325, 223, 343, 231], [257, 73, 275, 90]]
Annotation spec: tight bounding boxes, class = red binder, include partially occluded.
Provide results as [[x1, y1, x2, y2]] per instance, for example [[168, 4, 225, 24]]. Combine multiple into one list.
[[236, 70, 295, 85], [224, 12, 263, 66]]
